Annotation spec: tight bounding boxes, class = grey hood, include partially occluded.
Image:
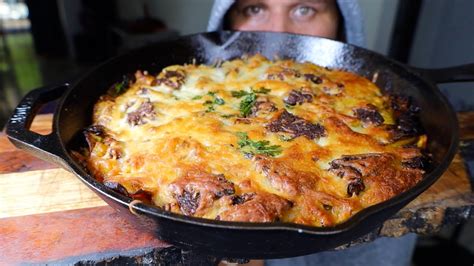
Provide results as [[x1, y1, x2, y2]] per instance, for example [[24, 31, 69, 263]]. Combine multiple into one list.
[[207, 0, 366, 47]]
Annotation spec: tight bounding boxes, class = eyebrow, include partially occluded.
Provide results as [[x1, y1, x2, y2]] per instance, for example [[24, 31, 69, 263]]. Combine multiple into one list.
[[300, 0, 329, 4]]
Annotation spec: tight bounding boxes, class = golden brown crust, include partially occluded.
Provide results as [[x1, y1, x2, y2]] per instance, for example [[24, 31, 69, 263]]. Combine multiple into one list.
[[253, 155, 316, 198], [80, 54, 427, 227], [217, 193, 292, 222]]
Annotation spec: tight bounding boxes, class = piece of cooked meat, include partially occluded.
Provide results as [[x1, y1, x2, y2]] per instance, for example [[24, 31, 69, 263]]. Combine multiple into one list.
[[217, 192, 292, 222]]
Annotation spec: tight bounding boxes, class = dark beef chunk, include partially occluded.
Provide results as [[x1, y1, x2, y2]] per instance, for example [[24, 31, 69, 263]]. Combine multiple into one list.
[[390, 95, 420, 116], [284, 89, 313, 106], [267, 73, 285, 81], [388, 94, 423, 140], [402, 155, 431, 170], [394, 113, 422, 137], [303, 73, 323, 84], [331, 153, 423, 201], [127, 99, 155, 126], [266, 110, 326, 140], [347, 178, 366, 196], [84, 125, 108, 150], [85, 125, 107, 138], [155, 70, 186, 89], [329, 161, 362, 180], [176, 190, 201, 215], [169, 171, 235, 215], [104, 181, 129, 196], [327, 154, 388, 197], [267, 68, 301, 81], [231, 193, 256, 205], [354, 104, 384, 126], [251, 97, 277, 116], [214, 174, 236, 197], [386, 114, 423, 141]]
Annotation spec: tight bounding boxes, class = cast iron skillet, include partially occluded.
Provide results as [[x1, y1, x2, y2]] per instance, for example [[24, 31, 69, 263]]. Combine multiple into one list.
[[6, 31, 474, 259]]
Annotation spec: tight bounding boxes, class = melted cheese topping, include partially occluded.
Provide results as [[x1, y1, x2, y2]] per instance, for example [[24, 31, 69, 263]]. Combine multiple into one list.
[[83, 54, 426, 227]]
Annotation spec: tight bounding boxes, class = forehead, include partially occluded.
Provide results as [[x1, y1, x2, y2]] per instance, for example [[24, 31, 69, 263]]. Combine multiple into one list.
[[234, 0, 330, 5]]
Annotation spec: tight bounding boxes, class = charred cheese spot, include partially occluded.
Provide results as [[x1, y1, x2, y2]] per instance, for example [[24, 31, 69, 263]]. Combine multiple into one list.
[[80, 54, 427, 226]]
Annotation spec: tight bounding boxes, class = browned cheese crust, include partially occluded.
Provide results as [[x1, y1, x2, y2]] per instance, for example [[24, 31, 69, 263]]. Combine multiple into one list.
[[79, 55, 428, 227]]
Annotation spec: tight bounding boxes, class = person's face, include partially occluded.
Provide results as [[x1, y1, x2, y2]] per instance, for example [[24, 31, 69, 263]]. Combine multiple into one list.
[[228, 0, 339, 39]]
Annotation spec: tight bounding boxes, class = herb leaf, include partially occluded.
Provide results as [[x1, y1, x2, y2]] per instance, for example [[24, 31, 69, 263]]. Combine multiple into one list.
[[202, 92, 225, 112], [239, 93, 256, 117], [231, 88, 272, 117], [236, 132, 282, 157], [114, 75, 130, 94], [231, 90, 248, 98], [214, 97, 225, 105], [231, 87, 271, 98], [252, 87, 271, 94]]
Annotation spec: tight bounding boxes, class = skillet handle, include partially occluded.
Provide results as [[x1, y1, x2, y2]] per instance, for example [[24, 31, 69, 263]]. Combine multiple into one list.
[[412, 64, 474, 84], [6, 83, 70, 169]]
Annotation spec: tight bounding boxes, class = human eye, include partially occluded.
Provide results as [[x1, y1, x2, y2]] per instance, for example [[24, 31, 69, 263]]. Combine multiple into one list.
[[293, 5, 316, 19], [242, 4, 265, 17]]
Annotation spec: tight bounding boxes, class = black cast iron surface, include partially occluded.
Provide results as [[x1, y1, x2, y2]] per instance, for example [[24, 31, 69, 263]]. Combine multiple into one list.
[[6, 31, 466, 259]]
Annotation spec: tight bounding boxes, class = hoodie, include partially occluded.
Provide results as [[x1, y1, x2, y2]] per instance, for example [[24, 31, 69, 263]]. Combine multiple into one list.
[[207, 0, 366, 47]]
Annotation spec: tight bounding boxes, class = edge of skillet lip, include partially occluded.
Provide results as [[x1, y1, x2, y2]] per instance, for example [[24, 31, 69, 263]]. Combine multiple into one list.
[[57, 30, 460, 235]]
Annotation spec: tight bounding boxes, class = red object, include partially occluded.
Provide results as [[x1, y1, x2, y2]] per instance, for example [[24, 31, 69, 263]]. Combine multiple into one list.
[[0, 206, 169, 265]]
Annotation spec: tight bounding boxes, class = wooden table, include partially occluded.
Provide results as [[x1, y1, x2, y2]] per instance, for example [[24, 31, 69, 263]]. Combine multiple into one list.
[[1, 113, 473, 265]]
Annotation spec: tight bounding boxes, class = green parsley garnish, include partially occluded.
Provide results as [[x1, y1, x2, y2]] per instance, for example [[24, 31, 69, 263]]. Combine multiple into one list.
[[114, 75, 130, 94], [239, 93, 256, 117], [191, 95, 203, 100], [231, 87, 270, 98], [203, 100, 215, 112], [231, 88, 271, 117], [214, 97, 225, 105], [252, 87, 271, 94], [236, 132, 282, 157], [231, 90, 249, 98], [202, 92, 225, 112]]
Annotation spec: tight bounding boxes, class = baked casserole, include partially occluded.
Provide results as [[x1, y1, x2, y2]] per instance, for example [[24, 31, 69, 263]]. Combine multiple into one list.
[[74, 54, 429, 227]]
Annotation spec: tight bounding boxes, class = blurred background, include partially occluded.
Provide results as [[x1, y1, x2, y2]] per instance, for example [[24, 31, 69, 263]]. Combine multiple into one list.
[[0, 0, 472, 264]]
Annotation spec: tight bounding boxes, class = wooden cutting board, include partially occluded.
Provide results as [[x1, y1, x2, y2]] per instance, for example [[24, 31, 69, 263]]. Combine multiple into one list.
[[0, 113, 473, 264]]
